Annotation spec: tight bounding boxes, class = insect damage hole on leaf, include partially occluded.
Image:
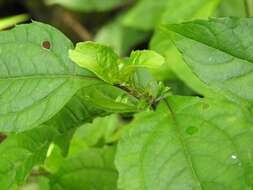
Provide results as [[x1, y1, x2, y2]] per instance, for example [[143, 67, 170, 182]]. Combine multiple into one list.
[[42, 41, 51, 49], [0, 133, 7, 143]]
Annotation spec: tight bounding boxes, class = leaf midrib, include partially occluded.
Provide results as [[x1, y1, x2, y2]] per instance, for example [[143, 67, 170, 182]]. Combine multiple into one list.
[[164, 99, 203, 189]]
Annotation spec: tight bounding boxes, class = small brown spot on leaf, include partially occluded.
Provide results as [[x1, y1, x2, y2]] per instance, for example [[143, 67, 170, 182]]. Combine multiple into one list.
[[42, 41, 51, 49], [0, 133, 7, 143]]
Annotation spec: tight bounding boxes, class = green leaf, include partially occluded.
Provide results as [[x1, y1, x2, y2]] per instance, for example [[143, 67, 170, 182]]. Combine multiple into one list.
[[49, 82, 140, 155], [70, 114, 123, 150], [76, 83, 140, 112], [50, 147, 118, 190], [69, 42, 164, 101], [150, 31, 216, 95], [120, 50, 165, 80], [122, 0, 167, 30], [116, 96, 253, 189], [69, 41, 120, 84], [216, 0, 253, 17], [149, 0, 220, 95], [165, 17, 253, 107], [45, 114, 124, 174], [45, 0, 129, 12], [123, 0, 220, 31], [128, 68, 159, 98], [129, 50, 165, 70], [0, 21, 99, 132], [95, 16, 149, 56]]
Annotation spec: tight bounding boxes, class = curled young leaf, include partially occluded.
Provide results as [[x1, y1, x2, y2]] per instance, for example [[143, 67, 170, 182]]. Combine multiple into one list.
[[69, 41, 120, 84]]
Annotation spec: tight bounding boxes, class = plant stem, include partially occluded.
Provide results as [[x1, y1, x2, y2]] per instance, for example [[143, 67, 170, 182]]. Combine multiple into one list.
[[0, 14, 30, 30], [244, 0, 250, 17]]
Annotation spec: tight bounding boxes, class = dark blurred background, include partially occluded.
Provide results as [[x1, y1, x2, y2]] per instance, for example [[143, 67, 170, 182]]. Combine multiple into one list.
[[0, 0, 136, 43]]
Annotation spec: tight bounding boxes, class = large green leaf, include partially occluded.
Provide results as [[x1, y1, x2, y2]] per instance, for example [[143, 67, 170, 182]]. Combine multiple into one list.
[[123, 0, 220, 31], [0, 21, 101, 132], [50, 147, 118, 190], [116, 96, 253, 189], [164, 17, 253, 107]]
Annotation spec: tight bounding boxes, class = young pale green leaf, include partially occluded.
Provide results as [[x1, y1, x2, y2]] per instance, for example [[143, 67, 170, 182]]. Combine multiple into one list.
[[69, 42, 164, 101], [69, 41, 120, 84], [119, 50, 165, 81], [45, 0, 128, 12], [128, 68, 159, 99], [50, 147, 118, 190], [116, 96, 253, 190], [0, 21, 100, 132], [129, 50, 165, 69], [123, 0, 220, 31], [165, 17, 253, 107]]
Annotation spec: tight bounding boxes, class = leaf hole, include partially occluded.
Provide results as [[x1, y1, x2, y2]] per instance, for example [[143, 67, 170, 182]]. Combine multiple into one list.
[[0, 133, 7, 143], [42, 41, 51, 49]]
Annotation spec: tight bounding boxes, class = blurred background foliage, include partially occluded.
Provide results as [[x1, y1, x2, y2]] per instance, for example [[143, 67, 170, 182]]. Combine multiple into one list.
[[0, 0, 252, 189]]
